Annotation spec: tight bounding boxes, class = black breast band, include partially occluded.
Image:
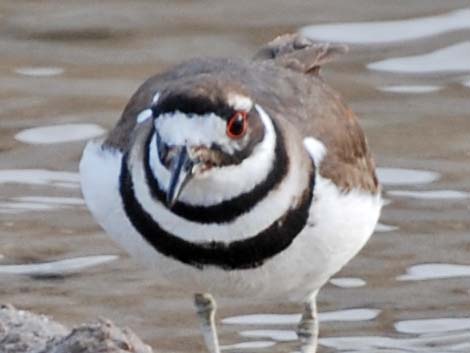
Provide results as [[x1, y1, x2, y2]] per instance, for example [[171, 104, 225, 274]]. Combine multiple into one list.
[[119, 153, 315, 270]]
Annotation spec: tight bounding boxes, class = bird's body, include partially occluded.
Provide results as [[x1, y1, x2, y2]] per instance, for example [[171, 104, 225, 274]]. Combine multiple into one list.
[[80, 35, 381, 352]]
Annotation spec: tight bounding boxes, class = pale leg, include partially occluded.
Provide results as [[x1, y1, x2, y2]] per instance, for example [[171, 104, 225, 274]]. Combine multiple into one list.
[[296, 292, 319, 353], [194, 293, 221, 353]]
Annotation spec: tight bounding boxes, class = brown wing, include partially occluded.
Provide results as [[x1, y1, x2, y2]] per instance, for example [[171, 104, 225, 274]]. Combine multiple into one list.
[[254, 34, 378, 193], [299, 75, 379, 194]]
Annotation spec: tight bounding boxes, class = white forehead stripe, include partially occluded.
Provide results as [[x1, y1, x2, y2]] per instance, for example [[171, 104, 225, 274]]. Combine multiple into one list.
[[227, 93, 253, 112], [152, 92, 160, 103], [155, 112, 243, 153], [303, 137, 327, 165], [136, 92, 160, 124], [137, 109, 152, 123]]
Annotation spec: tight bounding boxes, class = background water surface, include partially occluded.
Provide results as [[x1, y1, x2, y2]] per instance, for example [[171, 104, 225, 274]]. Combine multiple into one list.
[[1, 1, 470, 352]]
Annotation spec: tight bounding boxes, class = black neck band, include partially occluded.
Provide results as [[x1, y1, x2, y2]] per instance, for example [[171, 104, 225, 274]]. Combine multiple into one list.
[[119, 153, 315, 270], [143, 124, 288, 224]]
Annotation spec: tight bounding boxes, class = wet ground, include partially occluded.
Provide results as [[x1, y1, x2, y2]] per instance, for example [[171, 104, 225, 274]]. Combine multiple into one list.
[[1, 1, 470, 352]]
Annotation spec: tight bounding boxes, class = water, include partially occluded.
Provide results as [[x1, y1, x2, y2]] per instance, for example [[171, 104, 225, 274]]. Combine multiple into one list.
[[301, 8, 470, 44], [15, 123, 105, 144], [0, 169, 79, 187], [329, 277, 366, 288], [368, 42, 470, 74], [387, 190, 470, 201], [377, 85, 443, 94], [1, 1, 470, 352], [223, 309, 381, 325], [398, 264, 470, 281], [375, 223, 399, 233], [0, 255, 117, 276], [14, 67, 65, 77], [0, 196, 84, 214], [376, 168, 440, 186]]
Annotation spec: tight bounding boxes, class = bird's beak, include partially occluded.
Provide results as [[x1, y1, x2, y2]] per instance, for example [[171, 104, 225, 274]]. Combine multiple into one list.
[[166, 146, 194, 208]]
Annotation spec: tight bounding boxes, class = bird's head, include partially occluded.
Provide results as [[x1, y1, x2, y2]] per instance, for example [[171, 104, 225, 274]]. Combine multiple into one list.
[[149, 85, 274, 208]]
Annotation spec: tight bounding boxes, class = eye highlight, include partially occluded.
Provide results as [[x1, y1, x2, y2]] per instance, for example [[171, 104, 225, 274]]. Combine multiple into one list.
[[226, 112, 248, 139]]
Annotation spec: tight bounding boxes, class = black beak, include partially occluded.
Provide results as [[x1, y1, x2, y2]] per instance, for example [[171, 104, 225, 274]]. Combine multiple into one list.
[[166, 146, 194, 207]]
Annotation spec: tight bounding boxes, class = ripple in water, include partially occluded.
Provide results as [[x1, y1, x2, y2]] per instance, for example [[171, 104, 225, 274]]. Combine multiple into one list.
[[240, 329, 297, 342], [233, 316, 470, 352], [375, 222, 398, 233], [14, 67, 64, 77], [0, 169, 79, 188], [388, 189, 469, 200], [377, 85, 443, 94], [0, 196, 84, 214], [368, 42, 470, 73], [376, 167, 440, 186], [221, 341, 275, 350], [398, 263, 470, 281], [15, 123, 105, 144], [300, 8, 470, 44], [396, 317, 470, 334], [319, 330, 470, 352], [0, 255, 118, 277], [223, 308, 380, 325], [329, 277, 366, 288]]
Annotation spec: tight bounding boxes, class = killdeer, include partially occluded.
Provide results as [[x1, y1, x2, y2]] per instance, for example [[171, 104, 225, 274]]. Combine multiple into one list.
[[80, 34, 382, 353]]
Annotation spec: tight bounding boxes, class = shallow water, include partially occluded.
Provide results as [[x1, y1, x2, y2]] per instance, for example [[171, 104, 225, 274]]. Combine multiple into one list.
[[15, 123, 105, 144], [377, 85, 443, 94], [14, 67, 65, 77], [368, 42, 470, 74], [1, 1, 470, 353], [301, 8, 470, 44]]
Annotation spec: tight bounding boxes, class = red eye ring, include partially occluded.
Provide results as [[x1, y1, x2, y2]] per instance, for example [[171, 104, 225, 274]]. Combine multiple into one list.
[[226, 111, 248, 139]]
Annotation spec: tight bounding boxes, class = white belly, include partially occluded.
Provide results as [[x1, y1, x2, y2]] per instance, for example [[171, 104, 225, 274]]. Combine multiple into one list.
[[80, 140, 382, 302]]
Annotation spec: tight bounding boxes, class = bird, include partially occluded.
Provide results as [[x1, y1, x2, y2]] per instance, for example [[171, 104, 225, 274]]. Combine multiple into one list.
[[80, 34, 382, 353]]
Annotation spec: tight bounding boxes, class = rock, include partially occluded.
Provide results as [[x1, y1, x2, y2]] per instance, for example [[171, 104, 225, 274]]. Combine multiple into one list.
[[0, 304, 67, 353], [0, 305, 154, 353], [40, 319, 154, 353]]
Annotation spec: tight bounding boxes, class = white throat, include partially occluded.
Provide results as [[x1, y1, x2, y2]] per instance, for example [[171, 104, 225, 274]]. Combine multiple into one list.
[[148, 104, 277, 206]]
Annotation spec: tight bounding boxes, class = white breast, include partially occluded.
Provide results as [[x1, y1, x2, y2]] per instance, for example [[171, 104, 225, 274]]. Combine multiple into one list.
[[80, 136, 381, 302]]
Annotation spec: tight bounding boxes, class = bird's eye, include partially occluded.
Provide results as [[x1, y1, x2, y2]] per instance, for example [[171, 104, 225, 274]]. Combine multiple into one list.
[[226, 112, 248, 139]]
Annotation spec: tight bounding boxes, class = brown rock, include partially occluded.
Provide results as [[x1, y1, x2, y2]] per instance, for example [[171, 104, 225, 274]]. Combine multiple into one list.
[[41, 319, 153, 353], [0, 305, 153, 353], [0, 304, 67, 353]]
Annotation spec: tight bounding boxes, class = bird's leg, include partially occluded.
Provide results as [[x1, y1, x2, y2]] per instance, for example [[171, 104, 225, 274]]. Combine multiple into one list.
[[296, 293, 319, 353], [194, 293, 221, 353]]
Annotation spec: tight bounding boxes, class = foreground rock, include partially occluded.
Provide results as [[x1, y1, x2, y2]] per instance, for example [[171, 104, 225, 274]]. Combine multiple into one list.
[[0, 304, 153, 353]]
